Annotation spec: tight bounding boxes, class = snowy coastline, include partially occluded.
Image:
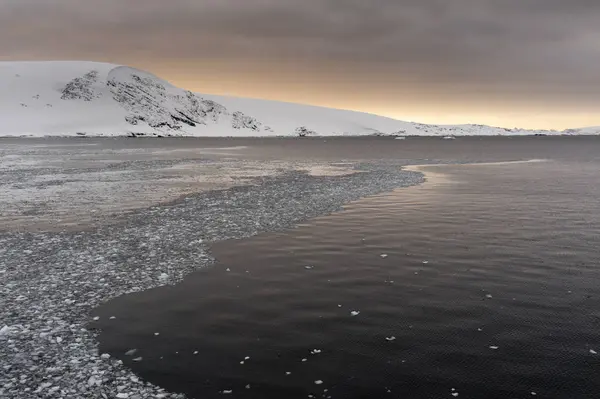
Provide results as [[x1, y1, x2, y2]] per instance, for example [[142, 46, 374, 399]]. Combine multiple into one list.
[[1, 61, 598, 138]]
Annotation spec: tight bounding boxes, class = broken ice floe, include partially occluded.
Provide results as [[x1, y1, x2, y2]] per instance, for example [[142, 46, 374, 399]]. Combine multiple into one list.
[[385, 336, 396, 341], [350, 310, 360, 316]]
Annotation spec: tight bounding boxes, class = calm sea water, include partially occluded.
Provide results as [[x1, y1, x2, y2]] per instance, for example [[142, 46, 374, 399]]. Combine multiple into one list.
[[94, 142, 600, 399]]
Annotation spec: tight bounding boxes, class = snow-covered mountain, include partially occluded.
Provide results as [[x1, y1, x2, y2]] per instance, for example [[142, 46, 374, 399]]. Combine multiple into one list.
[[0, 61, 597, 137]]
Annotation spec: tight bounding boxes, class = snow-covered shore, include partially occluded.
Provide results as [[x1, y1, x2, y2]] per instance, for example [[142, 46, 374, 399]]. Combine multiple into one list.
[[1, 61, 598, 138]]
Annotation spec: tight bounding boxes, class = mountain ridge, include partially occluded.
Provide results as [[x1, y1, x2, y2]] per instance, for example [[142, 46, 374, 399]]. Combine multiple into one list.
[[0, 61, 597, 137]]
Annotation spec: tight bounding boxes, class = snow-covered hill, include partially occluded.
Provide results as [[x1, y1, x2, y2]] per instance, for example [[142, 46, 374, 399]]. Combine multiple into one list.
[[0, 61, 598, 137]]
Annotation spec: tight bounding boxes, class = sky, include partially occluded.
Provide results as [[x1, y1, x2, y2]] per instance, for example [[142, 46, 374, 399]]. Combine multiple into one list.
[[1, 0, 599, 129]]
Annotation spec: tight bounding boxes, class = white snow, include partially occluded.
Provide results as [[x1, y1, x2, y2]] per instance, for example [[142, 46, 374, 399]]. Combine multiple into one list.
[[1, 61, 598, 137]]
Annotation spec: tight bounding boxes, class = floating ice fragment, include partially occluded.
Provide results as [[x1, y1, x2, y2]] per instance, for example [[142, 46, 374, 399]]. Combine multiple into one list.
[[385, 336, 396, 341], [350, 311, 360, 316], [56, 337, 62, 343], [451, 393, 459, 397], [302, 358, 307, 362], [222, 390, 232, 394], [485, 294, 493, 299], [422, 260, 429, 264], [286, 372, 291, 375], [193, 351, 199, 355], [100, 353, 110, 360], [109, 316, 116, 320], [132, 357, 143, 362], [87, 376, 100, 387], [240, 361, 244, 365], [315, 380, 323, 385], [311, 349, 322, 355], [477, 328, 483, 331], [380, 254, 388, 258], [590, 349, 597, 354], [0, 325, 12, 336], [226, 268, 231, 272], [125, 349, 138, 356], [304, 265, 314, 270], [337, 304, 342, 307], [92, 316, 100, 321], [489, 346, 499, 350], [531, 393, 537, 396], [246, 384, 251, 389], [245, 356, 250, 360], [154, 332, 160, 336], [116, 394, 129, 399]]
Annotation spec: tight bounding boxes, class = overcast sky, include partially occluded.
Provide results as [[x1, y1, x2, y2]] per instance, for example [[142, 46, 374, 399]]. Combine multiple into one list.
[[1, 0, 599, 128]]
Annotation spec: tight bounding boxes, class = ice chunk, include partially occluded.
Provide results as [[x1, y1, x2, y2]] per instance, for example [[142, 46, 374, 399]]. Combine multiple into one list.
[[385, 336, 396, 341], [350, 311, 360, 316], [489, 346, 499, 350], [590, 349, 597, 354], [0, 325, 12, 336], [125, 349, 138, 356], [315, 380, 323, 385], [380, 254, 388, 258], [159, 273, 169, 282]]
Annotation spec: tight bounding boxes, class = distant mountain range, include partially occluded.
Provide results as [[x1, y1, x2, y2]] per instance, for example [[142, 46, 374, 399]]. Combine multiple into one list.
[[0, 61, 598, 137]]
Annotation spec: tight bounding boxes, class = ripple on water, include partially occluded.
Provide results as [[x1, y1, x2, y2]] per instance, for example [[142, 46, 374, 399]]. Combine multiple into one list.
[[93, 160, 600, 399]]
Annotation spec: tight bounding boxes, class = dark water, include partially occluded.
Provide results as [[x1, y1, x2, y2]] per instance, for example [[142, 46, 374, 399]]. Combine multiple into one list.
[[94, 157, 600, 398]]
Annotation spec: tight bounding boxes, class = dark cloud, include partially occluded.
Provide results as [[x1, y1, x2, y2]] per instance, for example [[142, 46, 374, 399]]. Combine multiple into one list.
[[1, 0, 599, 127]]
